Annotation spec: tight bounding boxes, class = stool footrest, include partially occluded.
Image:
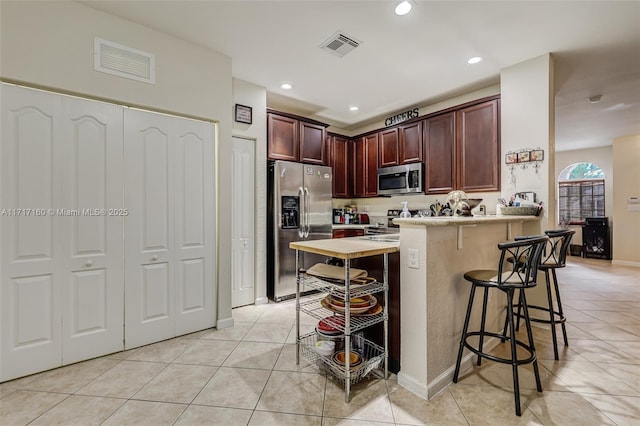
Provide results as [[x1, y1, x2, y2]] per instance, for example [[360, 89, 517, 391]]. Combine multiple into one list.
[[514, 304, 566, 324], [462, 331, 537, 365]]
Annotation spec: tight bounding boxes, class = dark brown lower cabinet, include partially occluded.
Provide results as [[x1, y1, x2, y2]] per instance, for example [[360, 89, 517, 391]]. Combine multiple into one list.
[[352, 252, 401, 374]]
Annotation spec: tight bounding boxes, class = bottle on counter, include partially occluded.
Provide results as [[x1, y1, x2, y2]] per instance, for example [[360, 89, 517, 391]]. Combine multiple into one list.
[[400, 201, 411, 218]]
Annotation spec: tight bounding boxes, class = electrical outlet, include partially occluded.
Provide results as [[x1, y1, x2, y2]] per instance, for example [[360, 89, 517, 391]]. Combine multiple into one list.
[[408, 248, 419, 269]]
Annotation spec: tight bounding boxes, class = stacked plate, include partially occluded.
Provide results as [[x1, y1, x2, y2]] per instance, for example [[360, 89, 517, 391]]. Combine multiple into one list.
[[316, 316, 344, 336], [321, 294, 381, 316]]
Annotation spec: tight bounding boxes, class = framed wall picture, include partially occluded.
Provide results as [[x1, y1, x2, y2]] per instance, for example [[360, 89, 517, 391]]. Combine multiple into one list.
[[505, 153, 518, 164], [235, 104, 252, 124], [517, 151, 530, 162], [530, 149, 544, 161]]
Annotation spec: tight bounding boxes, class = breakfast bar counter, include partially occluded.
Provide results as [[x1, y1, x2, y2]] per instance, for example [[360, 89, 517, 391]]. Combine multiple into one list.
[[393, 215, 541, 400]]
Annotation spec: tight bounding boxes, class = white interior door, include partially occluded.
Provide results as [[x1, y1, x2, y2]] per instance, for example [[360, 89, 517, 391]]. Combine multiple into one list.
[[60, 96, 124, 363], [231, 136, 255, 308], [173, 117, 215, 334], [1, 85, 63, 381], [124, 108, 175, 349]]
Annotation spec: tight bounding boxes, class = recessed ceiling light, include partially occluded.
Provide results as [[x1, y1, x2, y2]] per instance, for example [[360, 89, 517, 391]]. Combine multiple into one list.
[[467, 56, 482, 64], [394, 0, 414, 16], [587, 95, 603, 103], [349, 106, 359, 112], [280, 83, 292, 90]]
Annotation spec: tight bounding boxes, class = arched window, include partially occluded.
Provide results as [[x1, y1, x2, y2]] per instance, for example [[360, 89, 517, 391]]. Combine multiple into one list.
[[558, 162, 605, 224]]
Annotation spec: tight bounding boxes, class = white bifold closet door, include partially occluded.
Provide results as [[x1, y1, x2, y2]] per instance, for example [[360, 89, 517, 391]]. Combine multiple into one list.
[[0, 85, 124, 381], [124, 108, 215, 349]]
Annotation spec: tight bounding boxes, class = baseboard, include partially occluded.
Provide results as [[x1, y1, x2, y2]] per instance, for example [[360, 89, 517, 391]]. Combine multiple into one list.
[[398, 336, 503, 401], [397, 372, 429, 400], [612, 259, 640, 268], [216, 316, 234, 330], [254, 296, 269, 305]]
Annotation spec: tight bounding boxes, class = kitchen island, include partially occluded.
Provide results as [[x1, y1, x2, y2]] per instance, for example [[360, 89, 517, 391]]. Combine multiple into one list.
[[393, 215, 540, 400]]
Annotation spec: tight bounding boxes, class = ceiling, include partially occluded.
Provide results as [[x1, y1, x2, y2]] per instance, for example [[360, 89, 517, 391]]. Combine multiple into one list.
[[81, 1, 640, 151]]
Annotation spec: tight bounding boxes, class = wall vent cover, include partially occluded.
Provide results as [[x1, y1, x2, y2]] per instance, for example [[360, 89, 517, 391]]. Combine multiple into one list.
[[319, 31, 361, 57], [94, 38, 156, 84]]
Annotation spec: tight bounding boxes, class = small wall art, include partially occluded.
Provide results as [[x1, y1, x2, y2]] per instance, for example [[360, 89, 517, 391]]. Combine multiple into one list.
[[530, 149, 544, 161], [505, 153, 518, 164], [505, 148, 545, 172], [517, 151, 530, 162]]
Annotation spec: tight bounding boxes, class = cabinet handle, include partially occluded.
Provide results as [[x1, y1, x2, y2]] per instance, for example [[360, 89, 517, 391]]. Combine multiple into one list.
[[151, 254, 159, 261], [85, 260, 93, 267]]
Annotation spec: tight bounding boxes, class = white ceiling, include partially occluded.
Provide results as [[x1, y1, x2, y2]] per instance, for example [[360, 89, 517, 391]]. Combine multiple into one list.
[[82, 0, 640, 151]]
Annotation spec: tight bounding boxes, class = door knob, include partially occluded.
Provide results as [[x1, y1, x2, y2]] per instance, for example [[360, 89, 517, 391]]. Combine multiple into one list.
[[85, 260, 93, 267], [151, 254, 159, 261]]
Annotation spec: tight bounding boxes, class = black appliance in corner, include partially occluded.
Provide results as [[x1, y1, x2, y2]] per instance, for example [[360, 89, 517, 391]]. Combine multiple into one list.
[[582, 217, 611, 260]]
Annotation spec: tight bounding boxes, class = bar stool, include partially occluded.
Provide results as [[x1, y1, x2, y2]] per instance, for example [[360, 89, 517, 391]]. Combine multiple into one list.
[[512, 229, 575, 360], [453, 236, 549, 416]]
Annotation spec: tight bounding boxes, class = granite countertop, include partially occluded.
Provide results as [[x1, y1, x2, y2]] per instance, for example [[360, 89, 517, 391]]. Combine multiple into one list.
[[393, 215, 540, 227], [290, 236, 399, 259]]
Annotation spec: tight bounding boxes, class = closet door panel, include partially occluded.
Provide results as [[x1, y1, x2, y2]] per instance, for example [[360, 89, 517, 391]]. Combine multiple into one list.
[[1, 85, 63, 381], [124, 109, 175, 349], [173, 118, 215, 334], [61, 96, 124, 363]]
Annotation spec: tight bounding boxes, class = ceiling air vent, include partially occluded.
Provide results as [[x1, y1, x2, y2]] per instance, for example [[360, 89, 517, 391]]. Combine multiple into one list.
[[320, 31, 361, 58], [94, 38, 156, 84]]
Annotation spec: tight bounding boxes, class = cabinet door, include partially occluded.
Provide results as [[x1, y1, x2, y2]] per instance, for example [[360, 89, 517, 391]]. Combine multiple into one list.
[[61, 96, 124, 364], [299, 121, 326, 165], [331, 135, 351, 198], [267, 113, 298, 161], [364, 134, 379, 197], [457, 99, 500, 192], [399, 121, 423, 164], [378, 128, 399, 168], [1, 85, 63, 381], [353, 138, 366, 198], [424, 113, 456, 194]]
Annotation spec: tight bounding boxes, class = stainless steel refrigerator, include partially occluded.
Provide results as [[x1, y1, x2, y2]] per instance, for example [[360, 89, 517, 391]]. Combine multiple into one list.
[[267, 160, 333, 301]]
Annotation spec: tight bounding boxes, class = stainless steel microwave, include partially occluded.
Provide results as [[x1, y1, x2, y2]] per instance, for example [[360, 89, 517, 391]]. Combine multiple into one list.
[[377, 163, 423, 196]]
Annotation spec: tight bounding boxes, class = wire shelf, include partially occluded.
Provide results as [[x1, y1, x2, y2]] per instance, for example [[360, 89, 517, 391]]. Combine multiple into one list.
[[299, 296, 385, 332], [299, 274, 386, 299], [299, 332, 385, 385]]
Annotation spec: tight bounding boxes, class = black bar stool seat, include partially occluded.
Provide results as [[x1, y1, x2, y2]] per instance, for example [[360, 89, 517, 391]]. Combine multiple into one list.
[[453, 235, 549, 417]]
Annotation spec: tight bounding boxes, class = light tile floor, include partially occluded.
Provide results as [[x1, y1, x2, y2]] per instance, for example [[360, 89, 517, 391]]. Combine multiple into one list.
[[1, 257, 638, 425]]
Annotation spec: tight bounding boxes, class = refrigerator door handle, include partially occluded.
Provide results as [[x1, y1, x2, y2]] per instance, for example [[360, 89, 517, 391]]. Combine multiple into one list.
[[304, 187, 310, 238], [297, 186, 305, 239]]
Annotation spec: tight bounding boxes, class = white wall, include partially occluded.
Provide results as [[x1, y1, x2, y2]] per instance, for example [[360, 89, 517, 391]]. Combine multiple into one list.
[[1, 1, 235, 325], [554, 146, 614, 245], [612, 134, 640, 266], [232, 78, 268, 304], [500, 54, 555, 232]]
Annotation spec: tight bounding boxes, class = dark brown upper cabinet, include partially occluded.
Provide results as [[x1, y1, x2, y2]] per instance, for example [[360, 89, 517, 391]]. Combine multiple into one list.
[[299, 121, 326, 165], [424, 112, 456, 194], [378, 128, 399, 168], [328, 134, 351, 198], [456, 99, 500, 192], [267, 113, 298, 162], [399, 121, 423, 164], [353, 134, 378, 198], [267, 111, 327, 165]]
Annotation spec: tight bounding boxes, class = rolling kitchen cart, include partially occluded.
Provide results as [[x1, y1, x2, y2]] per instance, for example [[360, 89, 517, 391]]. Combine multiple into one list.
[[290, 238, 399, 403]]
